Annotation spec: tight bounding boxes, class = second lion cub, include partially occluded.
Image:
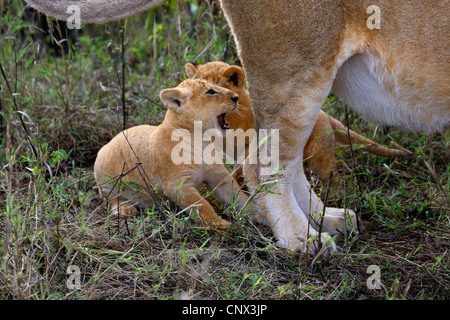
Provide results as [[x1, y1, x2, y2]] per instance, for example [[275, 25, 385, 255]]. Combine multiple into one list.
[[185, 61, 408, 184], [94, 79, 249, 229]]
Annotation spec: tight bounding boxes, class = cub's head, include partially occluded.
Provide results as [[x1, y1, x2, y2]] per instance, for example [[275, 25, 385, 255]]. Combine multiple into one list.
[[185, 61, 246, 97], [160, 79, 238, 131], [184, 62, 254, 133]]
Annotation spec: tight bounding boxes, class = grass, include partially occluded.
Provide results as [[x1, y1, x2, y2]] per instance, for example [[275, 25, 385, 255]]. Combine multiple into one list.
[[0, 0, 449, 300]]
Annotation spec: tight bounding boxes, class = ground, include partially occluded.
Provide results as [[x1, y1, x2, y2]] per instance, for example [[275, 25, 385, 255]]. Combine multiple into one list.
[[0, 0, 448, 300]]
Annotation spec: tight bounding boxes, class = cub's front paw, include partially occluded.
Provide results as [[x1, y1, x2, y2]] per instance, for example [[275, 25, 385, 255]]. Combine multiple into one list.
[[108, 200, 138, 218], [202, 217, 232, 230]]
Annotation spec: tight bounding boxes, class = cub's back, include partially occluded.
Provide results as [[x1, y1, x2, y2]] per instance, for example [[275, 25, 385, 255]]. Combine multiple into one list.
[[94, 125, 157, 186]]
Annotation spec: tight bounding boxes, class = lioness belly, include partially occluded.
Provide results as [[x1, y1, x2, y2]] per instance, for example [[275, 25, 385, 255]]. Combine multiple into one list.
[[332, 52, 449, 133]]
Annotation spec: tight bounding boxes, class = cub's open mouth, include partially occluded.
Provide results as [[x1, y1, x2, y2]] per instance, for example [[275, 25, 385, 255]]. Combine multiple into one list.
[[217, 113, 230, 130]]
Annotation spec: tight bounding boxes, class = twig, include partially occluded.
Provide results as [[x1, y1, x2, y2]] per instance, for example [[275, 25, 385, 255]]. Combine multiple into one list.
[[343, 104, 362, 232], [46, 17, 73, 131], [0, 59, 38, 158], [117, 162, 130, 237], [422, 157, 449, 207], [102, 129, 167, 223], [298, 184, 313, 286], [222, 31, 230, 62], [139, 93, 164, 109], [0, 93, 4, 144], [317, 171, 333, 252], [120, 19, 127, 131], [193, 1, 217, 62], [342, 156, 348, 242]]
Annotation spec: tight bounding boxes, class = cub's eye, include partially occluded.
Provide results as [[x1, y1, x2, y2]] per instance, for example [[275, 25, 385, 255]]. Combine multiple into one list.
[[206, 89, 217, 95]]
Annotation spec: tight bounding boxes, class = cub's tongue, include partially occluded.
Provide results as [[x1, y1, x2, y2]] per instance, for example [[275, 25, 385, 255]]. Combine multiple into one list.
[[217, 113, 230, 130]]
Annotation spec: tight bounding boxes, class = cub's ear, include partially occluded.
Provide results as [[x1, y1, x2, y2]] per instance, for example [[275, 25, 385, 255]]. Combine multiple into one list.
[[185, 63, 198, 79], [160, 88, 186, 111], [223, 66, 245, 89]]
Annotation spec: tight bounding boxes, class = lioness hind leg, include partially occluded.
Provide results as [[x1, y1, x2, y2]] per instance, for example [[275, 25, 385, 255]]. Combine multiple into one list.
[[304, 139, 339, 185], [304, 111, 340, 185]]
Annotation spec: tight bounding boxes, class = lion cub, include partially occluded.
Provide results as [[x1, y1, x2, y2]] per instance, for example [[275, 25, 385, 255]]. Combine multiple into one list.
[[94, 79, 249, 229], [185, 61, 408, 184]]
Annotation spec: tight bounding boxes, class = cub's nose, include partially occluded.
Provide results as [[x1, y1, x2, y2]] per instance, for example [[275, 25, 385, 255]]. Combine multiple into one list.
[[231, 95, 239, 103]]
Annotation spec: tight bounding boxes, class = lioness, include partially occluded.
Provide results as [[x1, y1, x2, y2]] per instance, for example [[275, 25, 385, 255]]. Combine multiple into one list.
[[94, 79, 248, 229], [28, 0, 449, 255], [185, 61, 408, 184]]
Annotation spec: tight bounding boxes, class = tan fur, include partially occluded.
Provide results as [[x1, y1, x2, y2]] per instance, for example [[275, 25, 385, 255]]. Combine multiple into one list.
[[185, 62, 255, 134], [185, 61, 408, 184], [30, 0, 449, 254], [220, 0, 449, 254], [94, 79, 248, 229]]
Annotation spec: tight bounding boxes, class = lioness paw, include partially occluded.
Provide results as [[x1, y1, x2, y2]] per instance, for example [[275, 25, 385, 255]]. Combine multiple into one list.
[[277, 232, 337, 257], [320, 208, 358, 235]]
